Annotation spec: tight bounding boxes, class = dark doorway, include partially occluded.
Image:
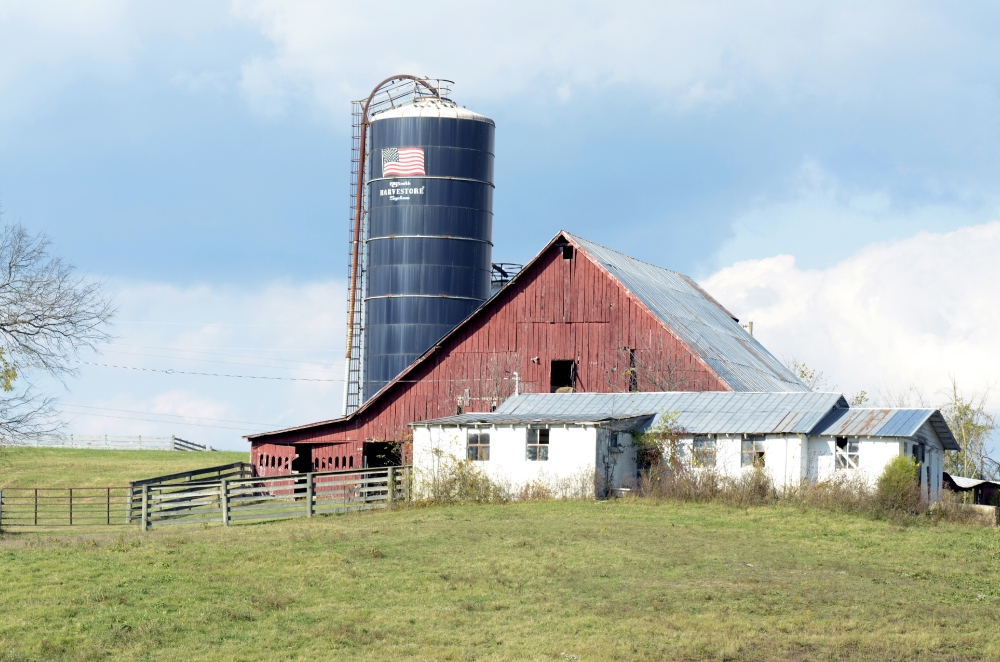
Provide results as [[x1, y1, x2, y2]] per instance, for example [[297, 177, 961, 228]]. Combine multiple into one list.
[[291, 446, 311, 474], [550, 360, 575, 392], [363, 441, 401, 468]]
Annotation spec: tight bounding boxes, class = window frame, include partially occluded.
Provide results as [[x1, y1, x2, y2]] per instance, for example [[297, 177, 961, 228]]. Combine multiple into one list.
[[692, 434, 717, 468], [835, 436, 859, 470], [467, 430, 491, 462], [526, 428, 550, 461], [741, 434, 766, 468]]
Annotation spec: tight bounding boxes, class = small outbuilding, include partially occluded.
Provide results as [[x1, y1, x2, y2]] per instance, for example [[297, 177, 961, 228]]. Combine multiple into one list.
[[943, 473, 1000, 506], [411, 392, 959, 499]]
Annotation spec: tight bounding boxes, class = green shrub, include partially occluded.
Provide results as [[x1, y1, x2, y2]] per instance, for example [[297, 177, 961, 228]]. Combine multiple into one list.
[[875, 455, 924, 515]]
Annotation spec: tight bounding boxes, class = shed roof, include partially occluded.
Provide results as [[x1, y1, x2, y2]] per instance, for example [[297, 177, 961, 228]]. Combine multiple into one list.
[[943, 473, 1000, 490], [416, 391, 847, 435], [414, 392, 959, 449], [566, 233, 807, 393], [811, 407, 959, 450]]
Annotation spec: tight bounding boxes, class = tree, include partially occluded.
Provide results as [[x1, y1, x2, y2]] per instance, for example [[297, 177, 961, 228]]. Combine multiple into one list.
[[0, 221, 114, 443], [941, 378, 997, 480], [785, 359, 830, 391]]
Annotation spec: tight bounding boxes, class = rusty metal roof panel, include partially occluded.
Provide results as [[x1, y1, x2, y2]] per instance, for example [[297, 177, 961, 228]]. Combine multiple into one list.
[[566, 233, 809, 393], [810, 408, 959, 450], [489, 391, 846, 434]]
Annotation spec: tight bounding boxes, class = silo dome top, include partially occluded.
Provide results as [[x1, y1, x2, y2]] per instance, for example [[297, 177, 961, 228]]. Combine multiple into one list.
[[370, 98, 494, 124]]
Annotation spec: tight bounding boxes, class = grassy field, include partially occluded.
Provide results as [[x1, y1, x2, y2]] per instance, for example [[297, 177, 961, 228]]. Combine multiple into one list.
[[1, 499, 999, 661], [0, 448, 248, 488]]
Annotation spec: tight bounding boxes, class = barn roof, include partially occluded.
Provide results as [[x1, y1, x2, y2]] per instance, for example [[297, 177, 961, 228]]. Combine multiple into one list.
[[248, 231, 805, 441], [414, 392, 959, 448], [565, 233, 807, 392]]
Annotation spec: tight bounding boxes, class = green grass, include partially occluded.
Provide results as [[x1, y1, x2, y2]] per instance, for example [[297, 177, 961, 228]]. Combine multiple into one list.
[[1, 500, 999, 661], [0, 448, 248, 488]]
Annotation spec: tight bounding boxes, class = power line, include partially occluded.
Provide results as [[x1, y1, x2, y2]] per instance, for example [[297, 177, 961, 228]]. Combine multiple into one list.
[[59, 403, 279, 427], [75, 361, 344, 382], [104, 349, 341, 373], [59, 411, 264, 432], [115, 321, 341, 328]]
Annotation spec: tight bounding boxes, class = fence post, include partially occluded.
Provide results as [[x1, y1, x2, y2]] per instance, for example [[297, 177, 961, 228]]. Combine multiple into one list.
[[221, 480, 229, 527], [387, 467, 396, 507], [107, 487, 111, 525], [141, 485, 149, 531], [69, 488, 73, 526], [34, 488, 38, 526], [404, 466, 411, 502], [0, 489, 4, 534], [306, 473, 314, 518]]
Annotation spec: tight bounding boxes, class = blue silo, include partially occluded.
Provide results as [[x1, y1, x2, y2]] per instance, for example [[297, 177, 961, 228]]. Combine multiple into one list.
[[363, 98, 495, 399]]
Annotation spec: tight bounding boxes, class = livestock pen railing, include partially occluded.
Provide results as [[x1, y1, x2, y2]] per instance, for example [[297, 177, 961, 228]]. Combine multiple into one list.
[[0, 487, 131, 528], [133, 467, 411, 530]]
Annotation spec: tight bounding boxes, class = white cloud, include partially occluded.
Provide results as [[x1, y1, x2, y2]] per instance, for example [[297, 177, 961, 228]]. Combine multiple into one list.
[[702, 221, 1000, 408], [228, 0, 991, 119], [52, 279, 347, 450], [709, 159, 999, 271]]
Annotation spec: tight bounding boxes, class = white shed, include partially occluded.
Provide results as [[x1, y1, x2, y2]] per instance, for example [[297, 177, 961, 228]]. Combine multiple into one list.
[[409, 392, 959, 500]]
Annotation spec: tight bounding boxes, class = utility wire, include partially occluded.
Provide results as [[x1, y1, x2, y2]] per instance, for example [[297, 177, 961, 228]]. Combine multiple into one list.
[[104, 349, 340, 373], [75, 361, 344, 382], [59, 403, 279, 427], [59, 411, 265, 432]]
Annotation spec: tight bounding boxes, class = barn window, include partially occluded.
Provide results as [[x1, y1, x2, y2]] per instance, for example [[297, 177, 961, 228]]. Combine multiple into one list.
[[258, 455, 263, 467], [349, 456, 354, 468], [836, 437, 859, 470], [342, 456, 347, 469], [692, 435, 716, 467], [562, 245, 574, 260], [271, 455, 276, 468], [335, 456, 339, 468], [526, 428, 550, 461], [467, 431, 490, 461], [742, 435, 766, 467]]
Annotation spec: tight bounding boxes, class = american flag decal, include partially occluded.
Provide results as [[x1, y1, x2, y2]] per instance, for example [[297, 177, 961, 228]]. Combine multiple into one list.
[[382, 147, 425, 177]]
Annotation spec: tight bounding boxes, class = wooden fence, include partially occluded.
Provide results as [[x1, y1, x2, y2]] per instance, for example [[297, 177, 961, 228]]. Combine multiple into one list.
[[4, 435, 215, 451], [133, 467, 411, 530], [0, 487, 131, 528]]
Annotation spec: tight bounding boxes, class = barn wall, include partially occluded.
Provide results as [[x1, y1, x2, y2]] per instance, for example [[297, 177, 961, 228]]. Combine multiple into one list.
[[251, 243, 728, 453]]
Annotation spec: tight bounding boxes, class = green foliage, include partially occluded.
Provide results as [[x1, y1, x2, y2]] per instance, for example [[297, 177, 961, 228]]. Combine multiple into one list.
[[875, 455, 923, 515], [848, 389, 870, 406], [631, 410, 684, 471], [0, 349, 16, 393]]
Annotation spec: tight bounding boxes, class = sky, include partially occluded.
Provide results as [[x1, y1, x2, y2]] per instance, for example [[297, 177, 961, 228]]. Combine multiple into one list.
[[1, 1, 999, 451]]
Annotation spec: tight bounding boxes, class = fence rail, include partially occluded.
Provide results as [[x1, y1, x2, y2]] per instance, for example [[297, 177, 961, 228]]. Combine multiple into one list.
[[135, 467, 410, 530], [0, 487, 131, 527], [0, 467, 411, 531], [2, 435, 215, 451]]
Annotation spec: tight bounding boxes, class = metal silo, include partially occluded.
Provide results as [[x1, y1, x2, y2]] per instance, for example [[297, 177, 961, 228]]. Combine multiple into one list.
[[342, 77, 495, 409]]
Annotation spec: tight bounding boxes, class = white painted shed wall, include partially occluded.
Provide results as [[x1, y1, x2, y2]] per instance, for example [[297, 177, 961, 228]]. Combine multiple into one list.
[[412, 424, 637, 498]]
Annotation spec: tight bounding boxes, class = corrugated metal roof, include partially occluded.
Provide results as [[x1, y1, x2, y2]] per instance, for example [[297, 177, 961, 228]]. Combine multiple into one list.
[[565, 232, 808, 393], [811, 407, 959, 450], [484, 391, 847, 434], [410, 413, 653, 428], [415, 392, 960, 449]]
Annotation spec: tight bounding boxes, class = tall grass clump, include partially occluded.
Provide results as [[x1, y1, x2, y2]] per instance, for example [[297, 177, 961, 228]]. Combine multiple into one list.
[[415, 451, 511, 505], [873, 455, 925, 516]]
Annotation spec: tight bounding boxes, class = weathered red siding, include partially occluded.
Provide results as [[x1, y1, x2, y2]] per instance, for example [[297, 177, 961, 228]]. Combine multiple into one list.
[[249, 237, 729, 460]]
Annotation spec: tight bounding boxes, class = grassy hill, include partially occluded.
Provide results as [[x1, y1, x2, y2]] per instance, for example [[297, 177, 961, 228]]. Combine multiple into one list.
[[0, 447, 248, 488], [1, 499, 999, 661]]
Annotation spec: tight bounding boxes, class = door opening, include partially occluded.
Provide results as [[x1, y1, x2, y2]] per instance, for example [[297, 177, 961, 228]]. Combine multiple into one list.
[[550, 360, 575, 392], [291, 446, 312, 474]]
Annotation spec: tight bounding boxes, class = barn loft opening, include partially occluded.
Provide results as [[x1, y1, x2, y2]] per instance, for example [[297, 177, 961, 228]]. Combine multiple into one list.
[[562, 245, 574, 260], [550, 360, 575, 392]]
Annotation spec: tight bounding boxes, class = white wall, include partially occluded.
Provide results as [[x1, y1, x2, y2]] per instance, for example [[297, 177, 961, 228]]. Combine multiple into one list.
[[676, 434, 805, 488], [412, 424, 614, 498]]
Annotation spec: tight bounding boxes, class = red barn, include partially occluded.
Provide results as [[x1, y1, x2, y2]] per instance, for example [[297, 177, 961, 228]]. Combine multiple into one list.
[[247, 231, 806, 475]]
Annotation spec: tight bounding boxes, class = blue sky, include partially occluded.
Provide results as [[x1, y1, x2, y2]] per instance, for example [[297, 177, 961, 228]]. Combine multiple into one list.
[[2, 1, 999, 449]]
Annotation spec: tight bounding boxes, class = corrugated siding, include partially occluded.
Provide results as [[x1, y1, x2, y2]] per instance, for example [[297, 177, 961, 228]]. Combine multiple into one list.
[[566, 233, 807, 392]]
